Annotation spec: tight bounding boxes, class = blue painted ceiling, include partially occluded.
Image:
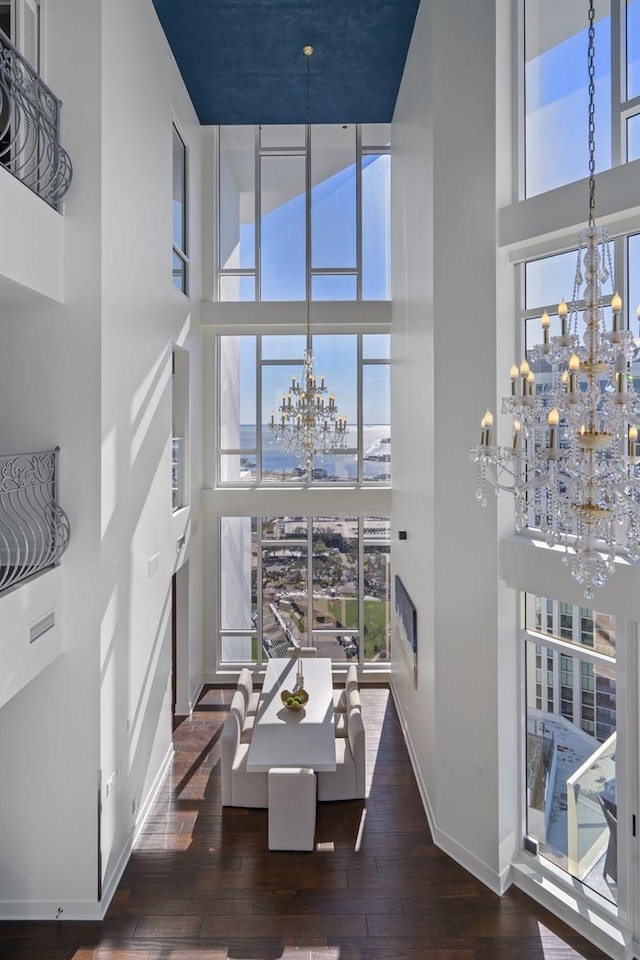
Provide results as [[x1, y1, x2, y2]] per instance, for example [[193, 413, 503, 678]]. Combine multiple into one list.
[[151, 0, 421, 125]]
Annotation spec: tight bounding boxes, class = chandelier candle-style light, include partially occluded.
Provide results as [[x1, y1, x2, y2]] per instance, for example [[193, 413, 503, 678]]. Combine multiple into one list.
[[269, 45, 348, 478], [471, 0, 640, 599]]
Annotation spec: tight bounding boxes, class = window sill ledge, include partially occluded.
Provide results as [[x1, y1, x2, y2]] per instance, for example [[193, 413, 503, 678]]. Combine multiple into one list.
[[510, 854, 627, 960]]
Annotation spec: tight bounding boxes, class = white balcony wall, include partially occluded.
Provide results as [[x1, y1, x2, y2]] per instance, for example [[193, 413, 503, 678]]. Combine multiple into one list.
[[0, 166, 63, 303], [0, 0, 203, 919], [390, 0, 518, 894]]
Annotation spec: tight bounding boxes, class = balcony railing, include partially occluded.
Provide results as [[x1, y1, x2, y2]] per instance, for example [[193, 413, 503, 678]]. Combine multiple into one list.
[[0, 29, 72, 209], [0, 448, 70, 594]]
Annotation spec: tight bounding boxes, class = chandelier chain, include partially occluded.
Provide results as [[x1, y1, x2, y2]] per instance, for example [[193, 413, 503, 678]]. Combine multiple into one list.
[[268, 43, 349, 478], [588, 0, 596, 227], [305, 46, 312, 334]]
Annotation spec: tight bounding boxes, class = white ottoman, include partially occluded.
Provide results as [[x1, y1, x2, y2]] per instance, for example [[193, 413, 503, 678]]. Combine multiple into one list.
[[268, 767, 316, 851]]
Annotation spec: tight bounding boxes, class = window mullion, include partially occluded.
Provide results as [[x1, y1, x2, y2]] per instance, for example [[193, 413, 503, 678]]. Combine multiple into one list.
[[611, 0, 623, 168], [254, 125, 261, 301], [356, 123, 363, 301]]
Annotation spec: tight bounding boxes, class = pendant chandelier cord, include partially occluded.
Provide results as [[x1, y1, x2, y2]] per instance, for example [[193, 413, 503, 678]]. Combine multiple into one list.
[[304, 45, 313, 349], [588, 0, 596, 228]]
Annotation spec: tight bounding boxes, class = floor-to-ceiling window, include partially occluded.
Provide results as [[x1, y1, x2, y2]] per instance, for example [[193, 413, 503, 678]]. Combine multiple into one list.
[[212, 123, 391, 670], [508, 0, 640, 940]]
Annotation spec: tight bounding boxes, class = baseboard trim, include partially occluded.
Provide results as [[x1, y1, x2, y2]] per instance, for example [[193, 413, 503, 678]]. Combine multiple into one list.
[[389, 677, 503, 898]]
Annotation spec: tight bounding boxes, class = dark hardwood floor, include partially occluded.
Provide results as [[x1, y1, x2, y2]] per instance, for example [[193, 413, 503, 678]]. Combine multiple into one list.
[[0, 686, 612, 959]]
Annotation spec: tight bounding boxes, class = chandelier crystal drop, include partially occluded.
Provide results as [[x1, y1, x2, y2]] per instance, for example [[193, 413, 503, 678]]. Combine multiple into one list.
[[470, 0, 640, 599], [269, 45, 348, 478]]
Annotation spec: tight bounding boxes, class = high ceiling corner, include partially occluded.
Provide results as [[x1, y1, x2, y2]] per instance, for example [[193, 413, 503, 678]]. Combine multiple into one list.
[[151, 0, 421, 125]]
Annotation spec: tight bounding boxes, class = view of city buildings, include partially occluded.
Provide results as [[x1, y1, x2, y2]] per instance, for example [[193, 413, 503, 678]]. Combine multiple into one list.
[[524, 594, 617, 903], [220, 515, 390, 665]]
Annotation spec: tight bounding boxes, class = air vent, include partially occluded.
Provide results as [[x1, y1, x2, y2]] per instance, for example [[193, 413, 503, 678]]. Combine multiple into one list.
[[30, 610, 55, 643]]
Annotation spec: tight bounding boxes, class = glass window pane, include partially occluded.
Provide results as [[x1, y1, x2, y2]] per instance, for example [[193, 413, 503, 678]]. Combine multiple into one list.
[[628, 113, 640, 162], [261, 155, 306, 300], [364, 516, 391, 540], [311, 125, 356, 269], [262, 542, 308, 652], [220, 517, 254, 630], [172, 126, 186, 251], [526, 594, 616, 655], [361, 123, 391, 147], [525, 0, 611, 197], [363, 334, 390, 359], [262, 517, 306, 540], [630, 234, 640, 324], [311, 634, 359, 661], [363, 364, 391, 483], [219, 454, 256, 483], [219, 274, 256, 302], [219, 336, 255, 450], [312, 517, 358, 630], [172, 251, 186, 294], [525, 250, 580, 309], [364, 544, 390, 662], [262, 335, 306, 360], [525, 634, 617, 903], [312, 451, 358, 482], [219, 126, 255, 270], [312, 275, 357, 300], [260, 124, 305, 148], [362, 154, 390, 299], [220, 635, 255, 664], [628, 0, 640, 99], [312, 334, 357, 425], [262, 365, 308, 481]]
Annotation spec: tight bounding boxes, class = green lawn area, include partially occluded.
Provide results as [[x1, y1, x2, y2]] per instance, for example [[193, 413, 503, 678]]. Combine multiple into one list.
[[313, 597, 389, 659]]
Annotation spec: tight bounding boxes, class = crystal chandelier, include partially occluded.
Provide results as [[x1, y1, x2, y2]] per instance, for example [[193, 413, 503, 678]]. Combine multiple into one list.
[[269, 45, 348, 478], [471, 0, 640, 600]]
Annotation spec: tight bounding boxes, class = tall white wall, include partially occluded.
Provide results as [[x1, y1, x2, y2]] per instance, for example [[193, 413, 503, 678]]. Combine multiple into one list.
[[0, 0, 203, 918], [391, 0, 517, 892]]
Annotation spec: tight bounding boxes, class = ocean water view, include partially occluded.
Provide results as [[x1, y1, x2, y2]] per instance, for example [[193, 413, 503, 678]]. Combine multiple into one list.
[[232, 424, 391, 481]]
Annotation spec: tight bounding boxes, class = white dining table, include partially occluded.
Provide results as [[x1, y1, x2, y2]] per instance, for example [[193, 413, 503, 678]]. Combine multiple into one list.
[[246, 657, 336, 772]]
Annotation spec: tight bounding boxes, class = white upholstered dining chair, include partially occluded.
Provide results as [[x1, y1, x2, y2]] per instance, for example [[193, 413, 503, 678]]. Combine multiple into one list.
[[237, 667, 261, 715], [220, 708, 268, 809], [317, 707, 366, 801], [334, 687, 361, 738], [333, 663, 358, 713]]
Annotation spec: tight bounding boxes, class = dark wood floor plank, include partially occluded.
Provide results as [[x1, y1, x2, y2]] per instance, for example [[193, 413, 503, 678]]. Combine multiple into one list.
[[0, 685, 613, 960]]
